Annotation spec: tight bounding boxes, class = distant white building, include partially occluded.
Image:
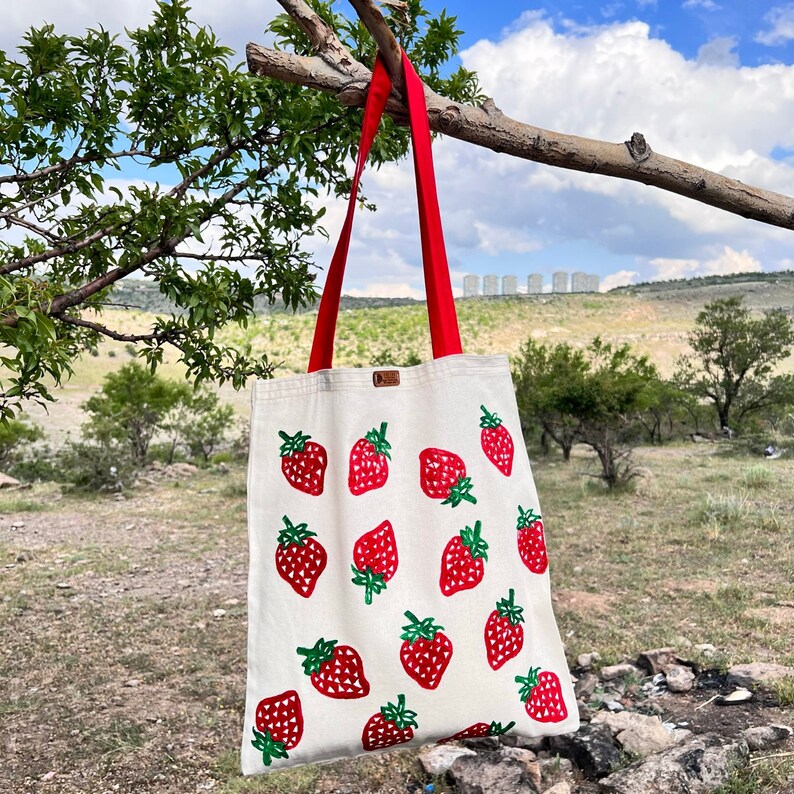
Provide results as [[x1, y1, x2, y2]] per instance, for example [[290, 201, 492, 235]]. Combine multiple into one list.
[[463, 274, 481, 297], [552, 271, 569, 293], [502, 275, 518, 295], [527, 274, 543, 294], [483, 274, 500, 296], [587, 274, 600, 293], [571, 272, 588, 293]]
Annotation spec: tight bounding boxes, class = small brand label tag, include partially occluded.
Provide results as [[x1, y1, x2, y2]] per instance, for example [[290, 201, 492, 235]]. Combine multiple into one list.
[[373, 370, 401, 388]]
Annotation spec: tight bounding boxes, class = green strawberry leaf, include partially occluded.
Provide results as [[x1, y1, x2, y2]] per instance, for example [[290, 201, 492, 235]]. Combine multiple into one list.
[[380, 693, 418, 731], [515, 666, 541, 702], [496, 588, 525, 625], [278, 515, 317, 548], [460, 520, 488, 560], [400, 610, 444, 644], [479, 404, 503, 429], [251, 728, 288, 766], [442, 475, 477, 508], [364, 421, 391, 459], [278, 429, 311, 457], [516, 505, 541, 530], [296, 637, 337, 675], [351, 564, 387, 605]]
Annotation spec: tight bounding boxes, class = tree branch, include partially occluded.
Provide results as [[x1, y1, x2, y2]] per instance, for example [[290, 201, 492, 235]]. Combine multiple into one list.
[[246, 0, 794, 232], [54, 314, 177, 343]]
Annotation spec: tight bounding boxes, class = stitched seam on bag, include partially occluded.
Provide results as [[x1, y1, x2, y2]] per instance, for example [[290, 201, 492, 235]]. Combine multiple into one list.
[[252, 355, 509, 400]]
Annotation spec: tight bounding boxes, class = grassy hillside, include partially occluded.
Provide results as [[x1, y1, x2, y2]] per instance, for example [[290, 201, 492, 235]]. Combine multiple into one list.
[[15, 273, 794, 440]]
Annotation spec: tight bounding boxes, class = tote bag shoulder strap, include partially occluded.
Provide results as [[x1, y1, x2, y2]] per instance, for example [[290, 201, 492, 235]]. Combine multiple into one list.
[[307, 52, 462, 373]]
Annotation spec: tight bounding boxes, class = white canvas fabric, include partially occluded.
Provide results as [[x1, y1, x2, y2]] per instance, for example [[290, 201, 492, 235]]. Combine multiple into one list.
[[241, 354, 578, 774]]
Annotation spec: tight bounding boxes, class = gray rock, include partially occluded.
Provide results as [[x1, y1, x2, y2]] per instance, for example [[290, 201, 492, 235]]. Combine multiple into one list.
[[500, 734, 548, 752], [449, 753, 540, 794], [727, 662, 794, 688], [600, 663, 643, 682], [575, 672, 599, 701], [694, 643, 716, 657], [598, 733, 749, 793], [638, 647, 678, 675], [604, 700, 625, 712], [593, 712, 676, 757], [665, 665, 695, 693], [0, 473, 21, 488], [418, 744, 476, 776], [538, 754, 574, 776], [549, 723, 621, 779], [500, 747, 541, 790], [741, 724, 793, 751], [543, 784, 572, 794], [578, 652, 600, 669]]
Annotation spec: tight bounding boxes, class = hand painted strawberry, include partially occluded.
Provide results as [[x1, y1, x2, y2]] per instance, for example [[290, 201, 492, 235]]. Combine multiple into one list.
[[275, 515, 327, 598], [480, 405, 514, 476], [419, 447, 477, 507], [438, 720, 515, 744], [351, 519, 399, 605], [439, 520, 488, 596], [516, 505, 548, 574], [516, 666, 568, 723], [278, 430, 327, 496], [349, 422, 391, 495], [399, 610, 453, 690], [361, 693, 418, 751], [296, 637, 370, 699], [251, 689, 304, 766], [484, 588, 525, 670]]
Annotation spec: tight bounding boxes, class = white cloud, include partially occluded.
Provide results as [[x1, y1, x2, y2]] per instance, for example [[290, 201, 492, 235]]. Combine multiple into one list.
[[345, 282, 426, 300], [696, 36, 738, 67], [601, 270, 639, 290], [473, 221, 543, 255], [0, 1, 279, 61], [648, 246, 762, 281], [682, 0, 720, 11], [755, 6, 794, 46]]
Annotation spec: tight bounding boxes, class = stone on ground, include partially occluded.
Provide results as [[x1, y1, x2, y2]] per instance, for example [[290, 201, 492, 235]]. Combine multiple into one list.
[[740, 724, 793, 751], [549, 723, 621, 778], [449, 753, 540, 794], [727, 662, 794, 688], [418, 744, 477, 776], [665, 664, 695, 693], [593, 712, 676, 757]]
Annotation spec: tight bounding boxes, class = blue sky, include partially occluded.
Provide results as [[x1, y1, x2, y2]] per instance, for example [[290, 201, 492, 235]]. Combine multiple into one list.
[[2, 1, 793, 296]]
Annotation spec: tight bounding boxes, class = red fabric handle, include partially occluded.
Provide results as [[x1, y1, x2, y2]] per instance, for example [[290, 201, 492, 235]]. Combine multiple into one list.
[[307, 52, 462, 373]]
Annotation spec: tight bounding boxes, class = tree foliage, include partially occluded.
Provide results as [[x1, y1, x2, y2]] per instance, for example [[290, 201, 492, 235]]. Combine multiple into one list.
[[0, 0, 480, 421], [675, 296, 794, 431], [82, 362, 191, 464], [513, 337, 662, 487], [0, 415, 43, 469]]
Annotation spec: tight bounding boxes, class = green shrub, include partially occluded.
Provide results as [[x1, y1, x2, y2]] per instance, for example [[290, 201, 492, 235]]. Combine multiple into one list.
[[55, 440, 136, 491], [0, 416, 44, 470]]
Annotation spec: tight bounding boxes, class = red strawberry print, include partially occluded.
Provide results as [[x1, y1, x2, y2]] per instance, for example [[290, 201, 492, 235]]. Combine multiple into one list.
[[480, 405, 514, 476], [516, 505, 548, 574], [351, 520, 399, 605], [251, 689, 304, 766], [296, 638, 370, 699], [349, 422, 391, 495], [438, 720, 515, 744], [362, 693, 418, 751], [439, 520, 488, 596], [419, 447, 477, 508], [275, 515, 327, 598], [278, 430, 327, 496], [516, 666, 568, 723], [399, 610, 453, 690], [484, 588, 525, 670]]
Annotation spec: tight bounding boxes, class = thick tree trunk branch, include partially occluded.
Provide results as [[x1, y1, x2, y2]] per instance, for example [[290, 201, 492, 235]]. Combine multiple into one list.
[[247, 0, 794, 232]]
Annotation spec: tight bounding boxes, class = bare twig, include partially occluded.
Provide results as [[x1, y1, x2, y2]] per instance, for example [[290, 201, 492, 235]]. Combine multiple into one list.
[[54, 314, 176, 343], [246, 0, 794, 231]]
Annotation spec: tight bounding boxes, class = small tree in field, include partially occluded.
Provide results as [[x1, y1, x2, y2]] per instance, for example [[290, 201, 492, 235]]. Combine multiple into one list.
[[512, 340, 588, 461], [0, 415, 43, 469], [675, 296, 794, 432], [165, 388, 235, 464], [513, 337, 662, 487], [82, 362, 191, 464]]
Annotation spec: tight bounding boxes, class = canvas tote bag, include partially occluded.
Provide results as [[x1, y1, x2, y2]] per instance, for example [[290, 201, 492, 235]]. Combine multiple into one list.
[[241, 51, 577, 775]]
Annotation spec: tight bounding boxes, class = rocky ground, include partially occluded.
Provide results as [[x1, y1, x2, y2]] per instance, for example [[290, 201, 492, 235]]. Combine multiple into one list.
[[417, 651, 794, 793]]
